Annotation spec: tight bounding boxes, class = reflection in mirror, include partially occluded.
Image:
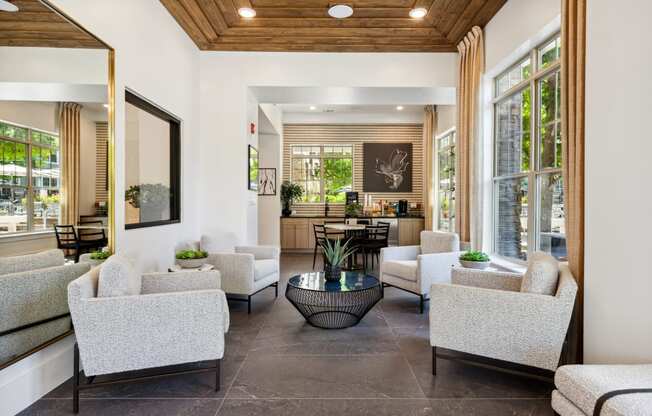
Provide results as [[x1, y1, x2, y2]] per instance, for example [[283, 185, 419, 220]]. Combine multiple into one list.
[[124, 90, 180, 229], [0, 0, 113, 369]]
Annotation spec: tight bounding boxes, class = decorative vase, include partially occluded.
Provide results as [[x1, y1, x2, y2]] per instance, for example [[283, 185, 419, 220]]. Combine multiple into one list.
[[460, 259, 491, 270], [177, 258, 207, 269], [324, 264, 342, 282], [282, 203, 292, 217]]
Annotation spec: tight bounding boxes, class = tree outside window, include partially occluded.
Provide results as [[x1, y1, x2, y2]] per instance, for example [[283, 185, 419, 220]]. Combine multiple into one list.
[[291, 145, 353, 204]]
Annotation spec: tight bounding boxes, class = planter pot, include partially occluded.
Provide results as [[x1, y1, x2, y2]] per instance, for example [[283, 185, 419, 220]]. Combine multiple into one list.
[[323, 264, 342, 282], [177, 258, 207, 269], [460, 259, 491, 270], [282, 204, 292, 217], [79, 253, 108, 268]]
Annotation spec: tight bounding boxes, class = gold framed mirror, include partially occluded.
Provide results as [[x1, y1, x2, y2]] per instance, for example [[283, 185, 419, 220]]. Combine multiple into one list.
[[0, 0, 115, 369]]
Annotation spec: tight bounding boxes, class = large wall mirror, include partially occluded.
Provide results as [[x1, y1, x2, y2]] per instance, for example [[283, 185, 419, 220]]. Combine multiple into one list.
[[0, 0, 114, 370]]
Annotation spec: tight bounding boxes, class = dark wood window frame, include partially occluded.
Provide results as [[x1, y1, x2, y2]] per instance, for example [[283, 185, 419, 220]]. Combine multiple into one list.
[[124, 90, 181, 230]]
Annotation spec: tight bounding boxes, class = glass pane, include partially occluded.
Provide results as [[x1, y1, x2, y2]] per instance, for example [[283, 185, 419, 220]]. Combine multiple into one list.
[[125, 100, 173, 225], [538, 36, 561, 69], [495, 177, 529, 260], [32, 130, 59, 147], [495, 88, 531, 176], [324, 157, 352, 203], [1, 140, 28, 186], [0, 121, 28, 141], [539, 70, 562, 169], [538, 173, 567, 260], [32, 188, 60, 231], [0, 186, 28, 234], [302, 181, 321, 203], [495, 57, 532, 96]]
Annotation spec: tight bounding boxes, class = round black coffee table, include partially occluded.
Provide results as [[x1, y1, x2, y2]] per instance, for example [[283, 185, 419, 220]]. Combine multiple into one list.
[[285, 272, 382, 329]]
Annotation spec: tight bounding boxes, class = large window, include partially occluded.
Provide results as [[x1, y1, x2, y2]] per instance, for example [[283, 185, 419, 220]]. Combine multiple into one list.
[[436, 130, 455, 232], [0, 120, 60, 235], [492, 35, 566, 261], [291, 144, 353, 203]]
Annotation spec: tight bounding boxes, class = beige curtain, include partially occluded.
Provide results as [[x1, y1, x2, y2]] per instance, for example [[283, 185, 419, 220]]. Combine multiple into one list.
[[561, 0, 586, 363], [423, 105, 437, 230], [60, 102, 82, 226], [455, 26, 484, 244]]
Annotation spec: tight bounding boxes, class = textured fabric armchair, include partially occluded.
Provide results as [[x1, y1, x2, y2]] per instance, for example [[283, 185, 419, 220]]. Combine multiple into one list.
[[68, 256, 229, 413], [205, 245, 280, 314], [429, 255, 577, 373], [0, 249, 89, 366], [380, 231, 461, 313]]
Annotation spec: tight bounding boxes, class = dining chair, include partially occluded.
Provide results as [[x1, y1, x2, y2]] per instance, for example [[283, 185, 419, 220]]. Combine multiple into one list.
[[359, 222, 390, 271], [54, 225, 98, 263], [77, 220, 108, 251]]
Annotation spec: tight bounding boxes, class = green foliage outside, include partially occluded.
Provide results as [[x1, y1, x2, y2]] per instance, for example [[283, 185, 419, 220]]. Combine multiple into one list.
[[323, 158, 352, 203], [249, 152, 259, 187], [320, 238, 356, 268], [175, 249, 208, 260], [459, 251, 490, 262]]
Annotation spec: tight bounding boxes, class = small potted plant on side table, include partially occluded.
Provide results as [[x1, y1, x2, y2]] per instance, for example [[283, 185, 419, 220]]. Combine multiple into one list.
[[459, 250, 491, 270], [321, 238, 356, 282], [280, 181, 303, 217], [175, 249, 209, 269], [81, 249, 111, 267]]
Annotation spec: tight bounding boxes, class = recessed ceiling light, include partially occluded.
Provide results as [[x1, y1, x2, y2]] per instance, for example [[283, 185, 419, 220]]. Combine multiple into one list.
[[409, 7, 428, 19], [0, 0, 19, 12], [328, 4, 353, 19], [309, 106, 317, 111], [103, 104, 109, 109], [238, 7, 256, 18], [396, 105, 404, 111]]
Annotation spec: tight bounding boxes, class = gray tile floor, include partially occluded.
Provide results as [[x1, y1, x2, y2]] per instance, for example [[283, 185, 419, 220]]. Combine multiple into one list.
[[21, 254, 555, 415]]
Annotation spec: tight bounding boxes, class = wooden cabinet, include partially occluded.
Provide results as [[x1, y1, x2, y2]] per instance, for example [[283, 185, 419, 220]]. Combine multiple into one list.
[[281, 218, 310, 250], [281, 217, 425, 252], [398, 218, 425, 246]]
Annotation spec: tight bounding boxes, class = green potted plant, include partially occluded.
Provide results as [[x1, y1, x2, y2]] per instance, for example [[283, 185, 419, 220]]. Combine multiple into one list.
[[459, 250, 491, 270], [80, 249, 111, 267], [320, 238, 356, 281], [125, 183, 171, 222], [345, 202, 363, 218], [280, 181, 303, 217], [175, 249, 209, 269]]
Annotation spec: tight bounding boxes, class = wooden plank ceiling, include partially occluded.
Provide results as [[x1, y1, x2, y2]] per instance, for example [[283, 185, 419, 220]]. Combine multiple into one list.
[[160, 0, 506, 52], [0, 0, 104, 48]]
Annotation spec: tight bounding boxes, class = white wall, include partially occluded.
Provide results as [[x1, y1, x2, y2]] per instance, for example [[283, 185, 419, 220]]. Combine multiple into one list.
[[257, 104, 283, 246], [436, 105, 456, 135], [199, 52, 457, 250], [484, 0, 562, 72], [584, 0, 652, 363], [48, 0, 201, 272]]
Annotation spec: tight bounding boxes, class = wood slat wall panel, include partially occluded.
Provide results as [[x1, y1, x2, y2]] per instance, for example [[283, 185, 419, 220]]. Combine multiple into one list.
[[95, 122, 108, 203], [283, 124, 424, 217]]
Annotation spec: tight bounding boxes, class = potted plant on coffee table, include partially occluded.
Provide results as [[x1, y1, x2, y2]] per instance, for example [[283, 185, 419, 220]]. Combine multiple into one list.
[[320, 238, 356, 282], [459, 250, 491, 270], [280, 181, 303, 217], [175, 249, 209, 269], [80, 249, 111, 267]]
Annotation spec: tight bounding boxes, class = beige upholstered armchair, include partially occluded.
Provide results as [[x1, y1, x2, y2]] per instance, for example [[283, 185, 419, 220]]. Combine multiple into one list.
[[429, 252, 577, 374], [380, 231, 461, 313], [68, 256, 229, 413], [205, 245, 280, 314]]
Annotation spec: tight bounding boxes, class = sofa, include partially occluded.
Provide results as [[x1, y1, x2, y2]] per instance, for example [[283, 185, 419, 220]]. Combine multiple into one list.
[[0, 250, 89, 366]]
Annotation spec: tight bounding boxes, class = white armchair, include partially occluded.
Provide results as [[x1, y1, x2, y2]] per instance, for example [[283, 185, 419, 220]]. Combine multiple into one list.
[[68, 255, 229, 414], [429, 254, 577, 375], [379, 231, 461, 313], [206, 245, 280, 314]]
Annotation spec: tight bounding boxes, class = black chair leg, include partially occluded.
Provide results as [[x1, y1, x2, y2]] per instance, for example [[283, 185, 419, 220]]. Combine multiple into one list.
[[419, 295, 424, 314], [215, 359, 221, 392], [73, 343, 80, 413], [432, 346, 437, 375], [312, 246, 318, 269], [247, 295, 252, 314], [274, 283, 278, 298]]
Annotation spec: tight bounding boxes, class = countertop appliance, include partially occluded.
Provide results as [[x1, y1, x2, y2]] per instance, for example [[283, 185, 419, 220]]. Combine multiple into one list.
[[396, 200, 408, 217]]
